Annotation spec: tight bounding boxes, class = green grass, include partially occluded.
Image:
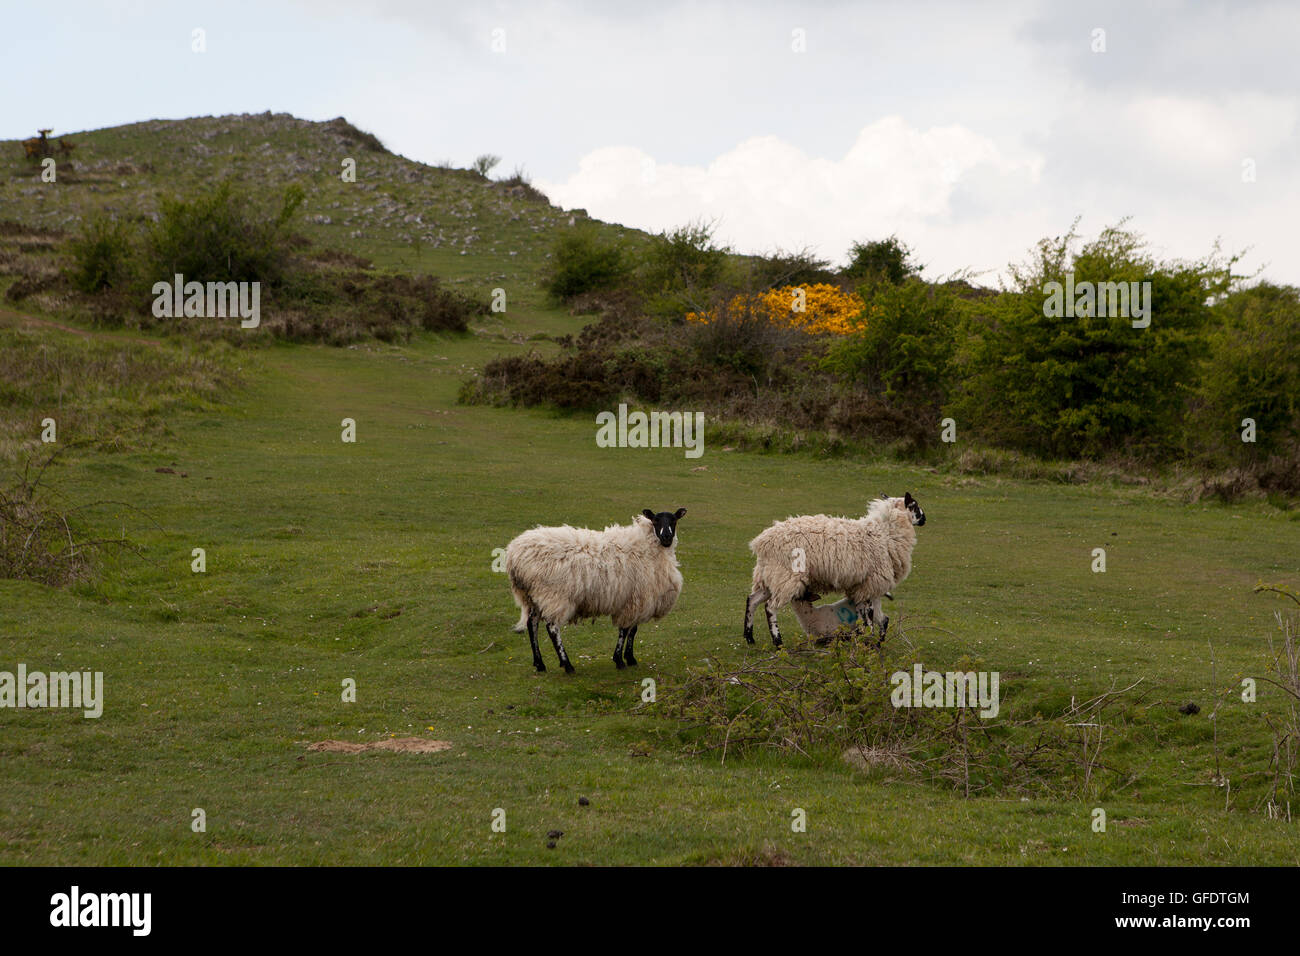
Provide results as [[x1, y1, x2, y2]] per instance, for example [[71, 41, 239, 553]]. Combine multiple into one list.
[[1, 114, 1297, 865], [2, 322, 1297, 864]]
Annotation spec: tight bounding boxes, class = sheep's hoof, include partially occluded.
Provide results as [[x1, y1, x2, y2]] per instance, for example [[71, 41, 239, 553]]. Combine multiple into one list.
[[613, 656, 625, 670], [534, 663, 547, 673], [743, 628, 755, 644], [563, 663, 576, 674], [771, 638, 783, 649], [623, 653, 637, 667]]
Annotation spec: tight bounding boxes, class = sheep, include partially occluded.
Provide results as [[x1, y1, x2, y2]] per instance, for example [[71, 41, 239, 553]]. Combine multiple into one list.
[[744, 492, 925, 647], [506, 508, 687, 673], [790, 590, 894, 643]]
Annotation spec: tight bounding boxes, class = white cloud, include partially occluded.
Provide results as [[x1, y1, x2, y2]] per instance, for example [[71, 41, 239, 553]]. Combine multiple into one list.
[[540, 117, 1044, 274]]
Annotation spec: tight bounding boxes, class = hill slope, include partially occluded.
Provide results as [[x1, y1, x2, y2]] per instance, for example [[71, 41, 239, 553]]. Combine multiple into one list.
[[1, 112, 645, 287]]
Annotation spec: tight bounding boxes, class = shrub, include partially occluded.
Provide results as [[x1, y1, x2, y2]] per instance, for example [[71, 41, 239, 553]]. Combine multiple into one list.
[[1195, 283, 1300, 459], [142, 181, 304, 289], [682, 292, 805, 380], [844, 235, 920, 285], [949, 221, 1235, 460], [0, 461, 96, 587], [663, 638, 1144, 799], [743, 247, 835, 290], [68, 215, 134, 293], [494, 166, 549, 203], [640, 220, 729, 315], [543, 226, 630, 301], [688, 284, 867, 336], [821, 278, 958, 411]]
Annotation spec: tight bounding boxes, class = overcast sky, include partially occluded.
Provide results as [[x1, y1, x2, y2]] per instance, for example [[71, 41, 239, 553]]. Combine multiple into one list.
[[4, 0, 1296, 283]]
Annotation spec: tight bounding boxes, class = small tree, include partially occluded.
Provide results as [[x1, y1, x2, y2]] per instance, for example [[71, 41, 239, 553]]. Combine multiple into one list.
[[472, 154, 501, 178]]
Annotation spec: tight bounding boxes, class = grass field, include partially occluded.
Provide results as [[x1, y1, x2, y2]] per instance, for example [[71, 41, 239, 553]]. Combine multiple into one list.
[[2, 116, 1298, 865]]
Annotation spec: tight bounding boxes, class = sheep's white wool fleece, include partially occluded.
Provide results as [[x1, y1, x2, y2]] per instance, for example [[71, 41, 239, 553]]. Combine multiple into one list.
[[749, 498, 916, 610], [790, 597, 861, 638], [506, 515, 683, 629]]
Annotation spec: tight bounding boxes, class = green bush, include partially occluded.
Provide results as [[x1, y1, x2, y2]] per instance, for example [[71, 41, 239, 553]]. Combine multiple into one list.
[[142, 181, 304, 288], [1196, 283, 1300, 458], [949, 222, 1234, 459], [843, 236, 919, 285], [743, 247, 835, 291], [822, 278, 958, 411], [68, 216, 134, 293], [543, 226, 630, 301], [640, 220, 729, 315]]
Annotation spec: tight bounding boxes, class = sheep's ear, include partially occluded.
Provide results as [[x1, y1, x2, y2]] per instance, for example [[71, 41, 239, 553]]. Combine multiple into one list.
[[879, 493, 890, 500], [642, 509, 656, 520], [904, 491, 915, 504], [674, 507, 687, 520]]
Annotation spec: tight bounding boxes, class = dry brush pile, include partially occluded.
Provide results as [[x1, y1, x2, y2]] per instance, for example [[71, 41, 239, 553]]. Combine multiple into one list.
[[658, 632, 1148, 800]]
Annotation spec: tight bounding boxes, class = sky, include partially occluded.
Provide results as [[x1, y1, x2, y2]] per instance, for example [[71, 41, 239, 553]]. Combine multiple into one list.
[[3, 0, 1297, 283]]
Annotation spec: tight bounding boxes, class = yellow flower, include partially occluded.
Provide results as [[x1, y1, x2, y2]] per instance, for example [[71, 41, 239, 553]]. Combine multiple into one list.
[[686, 284, 868, 335]]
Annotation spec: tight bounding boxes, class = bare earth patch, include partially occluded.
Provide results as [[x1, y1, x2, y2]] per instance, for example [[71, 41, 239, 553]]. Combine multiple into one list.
[[307, 737, 452, 754]]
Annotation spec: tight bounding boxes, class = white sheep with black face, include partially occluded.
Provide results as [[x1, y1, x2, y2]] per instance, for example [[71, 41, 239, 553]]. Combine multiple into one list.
[[506, 508, 686, 673], [744, 493, 925, 647]]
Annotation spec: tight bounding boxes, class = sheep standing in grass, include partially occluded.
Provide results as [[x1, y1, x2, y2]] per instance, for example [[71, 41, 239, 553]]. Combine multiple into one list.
[[744, 493, 925, 646], [506, 509, 686, 673]]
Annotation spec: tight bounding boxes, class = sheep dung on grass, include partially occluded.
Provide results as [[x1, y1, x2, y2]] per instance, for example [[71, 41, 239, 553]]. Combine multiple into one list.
[[745, 493, 925, 647], [506, 508, 687, 673]]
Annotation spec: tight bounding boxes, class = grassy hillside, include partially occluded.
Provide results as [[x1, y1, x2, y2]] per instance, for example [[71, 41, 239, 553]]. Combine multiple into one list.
[[1, 112, 649, 334], [0, 115, 1297, 865]]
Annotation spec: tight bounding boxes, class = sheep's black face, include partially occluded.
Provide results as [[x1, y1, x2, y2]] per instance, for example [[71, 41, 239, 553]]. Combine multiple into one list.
[[904, 492, 925, 526], [642, 508, 687, 547]]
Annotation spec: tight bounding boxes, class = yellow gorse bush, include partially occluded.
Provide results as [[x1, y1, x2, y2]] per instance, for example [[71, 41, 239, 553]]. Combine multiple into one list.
[[686, 283, 872, 335]]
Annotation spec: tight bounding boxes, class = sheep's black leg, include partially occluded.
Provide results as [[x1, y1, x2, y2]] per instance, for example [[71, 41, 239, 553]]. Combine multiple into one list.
[[546, 622, 575, 674], [764, 604, 782, 648], [856, 603, 875, 644], [613, 627, 628, 669], [623, 625, 638, 667], [527, 611, 545, 672]]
